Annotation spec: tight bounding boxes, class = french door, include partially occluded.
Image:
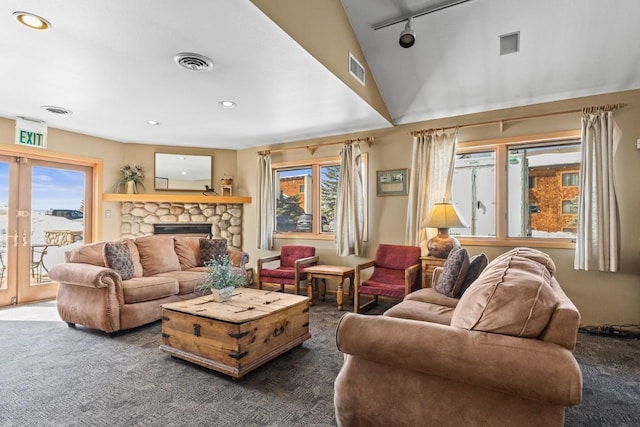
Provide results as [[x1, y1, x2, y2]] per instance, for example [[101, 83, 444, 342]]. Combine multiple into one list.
[[0, 154, 93, 307]]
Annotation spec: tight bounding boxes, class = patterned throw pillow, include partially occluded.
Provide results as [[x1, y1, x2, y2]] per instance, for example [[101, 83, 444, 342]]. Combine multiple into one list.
[[199, 238, 228, 265], [455, 253, 488, 298], [434, 247, 470, 298], [103, 242, 134, 280]]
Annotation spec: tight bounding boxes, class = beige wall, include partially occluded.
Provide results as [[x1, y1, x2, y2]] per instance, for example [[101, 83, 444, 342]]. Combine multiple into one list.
[[0, 117, 238, 241], [239, 89, 640, 327], [251, 0, 392, 123], [2, 89, 638, 326]]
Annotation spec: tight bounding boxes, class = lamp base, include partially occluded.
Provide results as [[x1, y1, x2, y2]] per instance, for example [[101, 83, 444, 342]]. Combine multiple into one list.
[[427, 228, 460, 259]]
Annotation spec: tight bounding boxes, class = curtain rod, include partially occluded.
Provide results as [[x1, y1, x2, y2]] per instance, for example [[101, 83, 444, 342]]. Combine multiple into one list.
[[410, 103, 627, 136], [258, 136, 374, 156]]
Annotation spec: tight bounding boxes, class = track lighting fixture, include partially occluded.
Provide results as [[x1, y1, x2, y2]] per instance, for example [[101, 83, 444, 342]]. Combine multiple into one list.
[[399, 19, 416, 48]]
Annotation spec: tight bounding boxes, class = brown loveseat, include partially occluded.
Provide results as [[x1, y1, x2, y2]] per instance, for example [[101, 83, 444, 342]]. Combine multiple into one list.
[[49, 235, 249, 334], [334, 248, 583, 427]]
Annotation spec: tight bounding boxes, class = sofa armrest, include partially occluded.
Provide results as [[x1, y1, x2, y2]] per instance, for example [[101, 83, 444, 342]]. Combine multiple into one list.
[[336, 312, 582, 406], [227, 249, 249, 270], [49, 263, 121, 289]]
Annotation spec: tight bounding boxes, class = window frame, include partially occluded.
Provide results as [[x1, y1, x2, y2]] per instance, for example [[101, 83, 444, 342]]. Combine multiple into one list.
[[271, 154, 368, 240], [456, 130, 580, 249]]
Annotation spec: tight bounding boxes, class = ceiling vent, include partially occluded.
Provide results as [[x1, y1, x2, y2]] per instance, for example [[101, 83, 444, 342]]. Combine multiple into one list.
[[500, 32, 520, 55], [174, 52, 214, 72], [41, 106, 72, 115], [349, 52, 365, 86]]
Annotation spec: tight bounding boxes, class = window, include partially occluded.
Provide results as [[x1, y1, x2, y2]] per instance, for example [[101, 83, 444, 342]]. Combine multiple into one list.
[[562, 172, 578, 187], [272, 155, 366, 239], [450, 151, 496, 237], [451, 131, 581, 248]]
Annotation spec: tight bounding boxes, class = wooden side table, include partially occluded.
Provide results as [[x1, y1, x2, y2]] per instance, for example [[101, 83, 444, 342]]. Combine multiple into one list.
[[420, 256, 446, 288], [304, 265, 355, 310]]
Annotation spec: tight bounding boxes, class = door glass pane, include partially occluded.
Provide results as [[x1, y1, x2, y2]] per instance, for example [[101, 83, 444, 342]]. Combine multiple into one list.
[[0, 161, 8, 290], [507, 142, 580, 238], [275, 167, 312, 233], [31, 166, 86, 284], [451, 151, 496, 237]]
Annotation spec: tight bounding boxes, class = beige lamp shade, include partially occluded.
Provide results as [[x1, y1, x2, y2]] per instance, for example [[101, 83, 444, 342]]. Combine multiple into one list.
[[423, 203, 468, 258]]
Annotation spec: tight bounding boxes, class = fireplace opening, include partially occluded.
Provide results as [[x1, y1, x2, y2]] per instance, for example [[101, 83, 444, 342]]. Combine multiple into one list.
[[153, 223, 212, 237]]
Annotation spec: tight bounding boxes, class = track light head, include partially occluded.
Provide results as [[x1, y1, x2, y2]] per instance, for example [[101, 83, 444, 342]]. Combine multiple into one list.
[[399, 19, 416, 48]]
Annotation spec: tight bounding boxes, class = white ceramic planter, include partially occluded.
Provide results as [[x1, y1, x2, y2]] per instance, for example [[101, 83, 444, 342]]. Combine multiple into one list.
[[211, 286, 234, 302]]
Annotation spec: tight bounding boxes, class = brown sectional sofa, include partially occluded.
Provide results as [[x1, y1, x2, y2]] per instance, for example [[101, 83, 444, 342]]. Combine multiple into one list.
[[49, 235, 249, 334], [334, 248, 583, 427]]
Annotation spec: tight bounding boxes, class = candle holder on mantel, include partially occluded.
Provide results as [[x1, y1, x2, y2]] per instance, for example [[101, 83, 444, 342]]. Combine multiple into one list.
[[220, 175, 233, 196]]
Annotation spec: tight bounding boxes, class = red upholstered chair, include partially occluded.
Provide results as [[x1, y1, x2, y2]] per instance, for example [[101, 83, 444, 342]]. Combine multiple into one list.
[[257, 245, 319, 295], [354, 244, 421, 313]]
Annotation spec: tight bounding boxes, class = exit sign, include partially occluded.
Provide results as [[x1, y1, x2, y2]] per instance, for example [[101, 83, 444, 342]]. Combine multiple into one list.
[[15, 118, 47, 148]]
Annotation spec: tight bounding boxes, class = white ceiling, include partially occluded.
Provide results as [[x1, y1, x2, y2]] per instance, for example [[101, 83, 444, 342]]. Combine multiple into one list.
[[342, 0, 640, 124], [0, 0, 389, 150], [1, 0, 640, 151]]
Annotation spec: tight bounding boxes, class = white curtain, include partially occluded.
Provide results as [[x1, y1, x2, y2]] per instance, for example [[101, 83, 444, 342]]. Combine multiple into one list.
[[256, 152, 275, 250], [574, 111, 620, 272], [335, 143, 364, 256], [405, 130, 457, 252]]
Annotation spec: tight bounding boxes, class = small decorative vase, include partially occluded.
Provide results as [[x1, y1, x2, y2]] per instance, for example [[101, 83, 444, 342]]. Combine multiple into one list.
[[125, 180, 136, 194], [211, 286, 234, 302]]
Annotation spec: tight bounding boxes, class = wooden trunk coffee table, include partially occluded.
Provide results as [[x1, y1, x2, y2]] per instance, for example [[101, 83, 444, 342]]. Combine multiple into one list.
[[304, 265, 354, 311], [160, 288, 310, 380]]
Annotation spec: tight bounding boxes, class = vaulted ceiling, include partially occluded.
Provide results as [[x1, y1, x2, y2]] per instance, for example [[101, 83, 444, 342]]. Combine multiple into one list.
[[1, 0, 639, 150]]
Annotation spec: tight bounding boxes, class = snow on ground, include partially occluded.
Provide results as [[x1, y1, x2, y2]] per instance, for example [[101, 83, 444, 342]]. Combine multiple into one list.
[[0, 211, 85, 272]]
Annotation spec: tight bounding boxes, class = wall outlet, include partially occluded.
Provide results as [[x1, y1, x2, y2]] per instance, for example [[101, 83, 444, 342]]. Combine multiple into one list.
[[636, 139, 640, 149]]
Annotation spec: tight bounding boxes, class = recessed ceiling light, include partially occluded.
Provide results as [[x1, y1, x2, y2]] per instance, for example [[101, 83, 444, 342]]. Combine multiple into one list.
[[179, 156, 186, 160], [41, 105, 72, 115], [181, 171, 187, 175], [219, 101, 236, 108], [13, 11, 51, 31], [146, 120, 160, 125]]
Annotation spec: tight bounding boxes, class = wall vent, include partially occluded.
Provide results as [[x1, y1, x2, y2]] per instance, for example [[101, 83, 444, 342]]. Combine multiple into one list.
[[500, 31, 520, 55], [349, 52, 365, 86]]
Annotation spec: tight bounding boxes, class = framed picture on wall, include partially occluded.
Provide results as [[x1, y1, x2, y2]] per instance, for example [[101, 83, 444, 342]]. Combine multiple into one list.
[[376, 168, 408, 196], [155, 177, 169, 189]]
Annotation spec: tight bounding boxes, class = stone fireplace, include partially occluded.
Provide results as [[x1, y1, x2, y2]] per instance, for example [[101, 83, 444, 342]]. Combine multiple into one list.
[[119, 202, 243, 249]]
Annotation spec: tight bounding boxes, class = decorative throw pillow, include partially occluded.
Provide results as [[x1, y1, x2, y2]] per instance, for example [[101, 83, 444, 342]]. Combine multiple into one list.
[[200, 238, 228, 265], [455, 253, 488, 298], [434, 247, 470, 298], [103, 242, 134, 280]]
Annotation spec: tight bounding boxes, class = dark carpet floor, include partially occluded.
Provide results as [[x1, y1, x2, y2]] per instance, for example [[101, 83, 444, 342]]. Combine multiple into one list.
[[0, 299, 638, 427]]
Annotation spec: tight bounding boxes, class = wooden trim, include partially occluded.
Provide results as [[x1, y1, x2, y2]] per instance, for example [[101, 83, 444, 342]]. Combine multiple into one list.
[[102, 193, 251, 204], [458, 129, 581, 150], [458, 237, 575, 250]]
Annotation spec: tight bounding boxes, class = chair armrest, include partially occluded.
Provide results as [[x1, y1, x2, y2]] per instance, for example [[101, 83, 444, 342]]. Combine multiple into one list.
[[294, 255, 319, 269], [49, 263, 121, 289], [404, 262, 421, 294], [294, 255, 319, 284], [354, 260, 375, 291], [336, 313, 582, 406], [432, 266, 443, 286], [257, 254, 281, 270]]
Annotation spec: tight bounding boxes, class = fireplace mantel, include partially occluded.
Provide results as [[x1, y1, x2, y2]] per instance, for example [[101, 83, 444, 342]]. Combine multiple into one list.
[[102, 193, 251, 204]]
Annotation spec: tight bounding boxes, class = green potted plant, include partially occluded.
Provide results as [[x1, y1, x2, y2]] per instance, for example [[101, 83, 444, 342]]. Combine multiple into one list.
[[199, 255, 247, 302]]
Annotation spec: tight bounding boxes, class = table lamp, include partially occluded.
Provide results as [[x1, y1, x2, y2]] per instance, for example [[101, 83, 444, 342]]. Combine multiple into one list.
[[422, 202, 468, 258]]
